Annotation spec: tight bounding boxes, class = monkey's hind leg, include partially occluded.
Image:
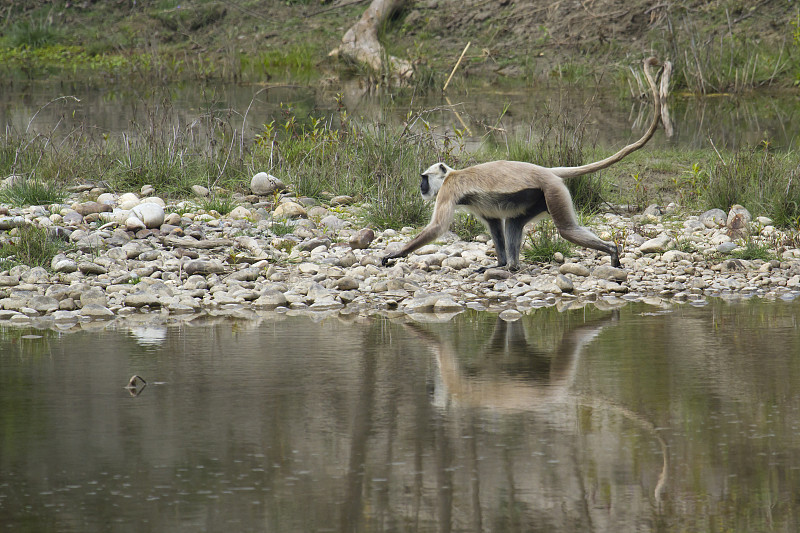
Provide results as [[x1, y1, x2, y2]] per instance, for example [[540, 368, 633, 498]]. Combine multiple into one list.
[[475, 217, 507, 274], [502, 215, 531, 271], [557, 225, 621, 267], [545, 181, 621, 267]]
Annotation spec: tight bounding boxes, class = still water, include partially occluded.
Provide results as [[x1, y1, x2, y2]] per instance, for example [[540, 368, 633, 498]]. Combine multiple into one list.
[[2, 80, 798, 150], [2, 300, 800, 532]]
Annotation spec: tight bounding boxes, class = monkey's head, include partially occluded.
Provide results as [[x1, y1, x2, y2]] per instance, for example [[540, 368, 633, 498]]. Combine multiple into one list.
[[419, 162, 452, 200]]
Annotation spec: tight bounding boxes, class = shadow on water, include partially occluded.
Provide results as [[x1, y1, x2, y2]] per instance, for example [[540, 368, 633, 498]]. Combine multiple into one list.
[[1, 299, 800, 531]]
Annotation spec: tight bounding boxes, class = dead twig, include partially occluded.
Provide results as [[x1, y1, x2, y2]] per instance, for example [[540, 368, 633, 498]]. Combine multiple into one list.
[[443, 41, 471, 92]]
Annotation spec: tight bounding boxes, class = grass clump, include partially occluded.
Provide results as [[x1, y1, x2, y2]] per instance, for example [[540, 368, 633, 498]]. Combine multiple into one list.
[[6, 17, 62, 49], [267, 221, 294, 237], [1, 95, 248, 201], [199, 195, 237, 216], [523, 220, 572, 264], [0, 225, 68, 270], [703, 146, 800, 228], [0, 178, 66, 206], [451, 213, 486, 241], [730, 237, 776, 262]]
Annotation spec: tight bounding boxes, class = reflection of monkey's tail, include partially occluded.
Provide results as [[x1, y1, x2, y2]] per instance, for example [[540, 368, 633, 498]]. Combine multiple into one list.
[[572, 393, 668, 508]]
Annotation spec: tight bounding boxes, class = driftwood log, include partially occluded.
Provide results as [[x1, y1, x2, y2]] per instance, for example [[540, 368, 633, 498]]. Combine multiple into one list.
[[330, 0, 412, 81]]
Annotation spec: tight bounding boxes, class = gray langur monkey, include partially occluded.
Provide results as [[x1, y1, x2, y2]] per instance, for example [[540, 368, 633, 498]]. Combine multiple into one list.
[[382, 57, 671, 272]]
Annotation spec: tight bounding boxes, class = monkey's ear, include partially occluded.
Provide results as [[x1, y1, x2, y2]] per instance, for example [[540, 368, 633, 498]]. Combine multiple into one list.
[[439, 163, 446, 173]]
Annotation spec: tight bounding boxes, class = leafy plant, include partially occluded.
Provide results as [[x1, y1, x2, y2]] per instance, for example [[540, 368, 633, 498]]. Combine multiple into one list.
[[673, 163, 709, 207]]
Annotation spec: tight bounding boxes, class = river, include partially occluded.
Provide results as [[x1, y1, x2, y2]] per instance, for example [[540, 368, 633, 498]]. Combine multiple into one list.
[[1, 299, 799, 532], [2, 80, 798, 151]]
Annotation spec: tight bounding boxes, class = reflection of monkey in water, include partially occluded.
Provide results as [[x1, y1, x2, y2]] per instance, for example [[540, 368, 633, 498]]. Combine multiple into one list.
[[383, 57, 671, 272], [406, 312, 618, 409], [405, 311, 667, 503]]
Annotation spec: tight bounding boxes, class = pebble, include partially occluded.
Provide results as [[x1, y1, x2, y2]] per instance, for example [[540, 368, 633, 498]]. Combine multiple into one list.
[[0, 195, 798, 329]]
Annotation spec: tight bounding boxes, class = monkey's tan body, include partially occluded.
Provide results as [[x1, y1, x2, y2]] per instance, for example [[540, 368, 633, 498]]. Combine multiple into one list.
[[383, 57, 671, 272]]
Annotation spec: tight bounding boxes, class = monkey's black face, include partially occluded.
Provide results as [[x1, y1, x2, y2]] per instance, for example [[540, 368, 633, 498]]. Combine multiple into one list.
[[419, 162, 449, 200], [420, 175, 430, 196]]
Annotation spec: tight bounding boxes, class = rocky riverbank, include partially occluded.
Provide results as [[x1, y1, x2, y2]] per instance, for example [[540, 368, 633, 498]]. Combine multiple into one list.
[[2, 177, 800, 329]]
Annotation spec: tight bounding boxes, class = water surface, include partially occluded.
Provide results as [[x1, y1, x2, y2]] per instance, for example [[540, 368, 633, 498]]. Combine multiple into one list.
[[2, 80, 798, 150], [1, 300, 800, 532]]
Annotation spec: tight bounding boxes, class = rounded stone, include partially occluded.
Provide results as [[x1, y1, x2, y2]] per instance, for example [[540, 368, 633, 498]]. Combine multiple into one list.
[[80, 287, 108, 308], [80, 304, 115, 319], [559, 263, 590, 277], [130, 203, 165, 229], [555, 274, 574, 292], [442, 256, 469, 270], [335, 277, 360, 290], [273, 201, 307, 219], [191, 185, 210, 197], [348, 228, 375, 250], [184, 260, 226, 275], [52, 257, 78, 273], [253, 290, 289, 309], [78, 262, 109, 275], [74, 201, 112, 216], [229, 206, 251, 220], [250, 172, 286, 196], [118, 193, 141, 210], [125, 291, 161, 308]]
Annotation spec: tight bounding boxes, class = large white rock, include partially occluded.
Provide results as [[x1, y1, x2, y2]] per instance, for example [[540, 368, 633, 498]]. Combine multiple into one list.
[[273, 201, 306, 219], [140, 196, 166, 207], [250, 172, 286, 195], [129, 202, 165, 229], [97, 193, 116, 205], [118, 192, 141, 209], [639, 234, 672, 254], [191, 184, 210, 197]]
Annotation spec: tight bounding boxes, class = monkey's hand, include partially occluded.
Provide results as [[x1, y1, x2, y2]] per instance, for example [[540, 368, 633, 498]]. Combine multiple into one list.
[[381, 253, 399, 267]]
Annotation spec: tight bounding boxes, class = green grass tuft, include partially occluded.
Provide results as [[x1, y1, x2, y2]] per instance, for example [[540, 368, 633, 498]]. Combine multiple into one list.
[[523, 220, 572, 264], [703, 146, 800, 228], [0, 178, 66, 206], [199, 195, 237, 216], [731, 237, 775, 262], [7, 17, 62, 49], [0, 225, 69, 270], [451, 213, 486, 241]]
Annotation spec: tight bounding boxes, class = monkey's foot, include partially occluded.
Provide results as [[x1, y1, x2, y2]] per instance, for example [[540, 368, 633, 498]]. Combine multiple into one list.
[[474, 263, 509, 275], [610, 247, 621, 268]]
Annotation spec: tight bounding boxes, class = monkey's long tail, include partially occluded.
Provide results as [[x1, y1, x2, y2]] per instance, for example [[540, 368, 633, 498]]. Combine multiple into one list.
[[551, 57, 671, 180]]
